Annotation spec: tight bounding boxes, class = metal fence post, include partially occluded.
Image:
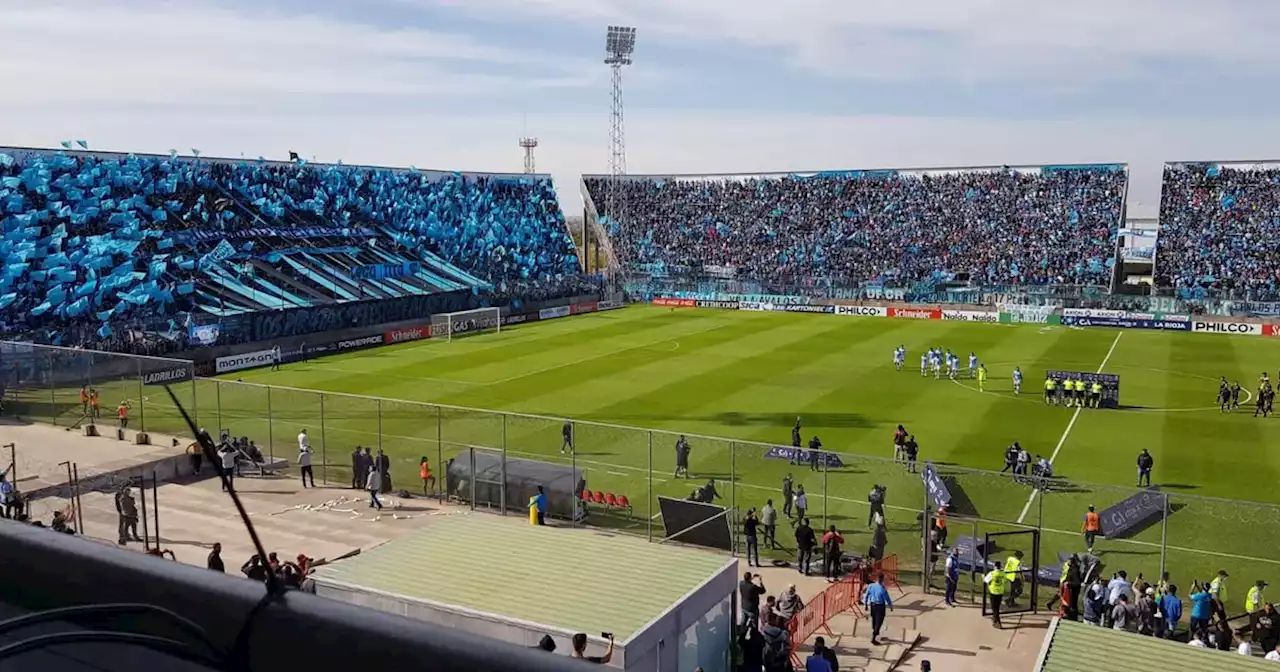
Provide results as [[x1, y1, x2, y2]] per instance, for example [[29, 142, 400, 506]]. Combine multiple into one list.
[[647, 431, 653, 543], [730, 441, 737, 556], [469, 448, 476, 511], [821, 455, 829, 531], [215, 381, 222, 435], [266, 386, 274, 461], [436, 406, 443, 502], [1160, 493, 1169, 580], [500, 414, 507, 516], [190, 373, 198, 429], [136, 358, 145, 432], [47, 349, 57, 426], [319, 394, 327, 485], [377, 399, 383, 452]]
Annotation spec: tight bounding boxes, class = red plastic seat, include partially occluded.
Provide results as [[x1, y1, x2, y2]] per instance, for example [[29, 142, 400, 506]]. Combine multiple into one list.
[[605, 493, 619, 507], [592, 491, 606, 504], [616, 495, 632, 511]]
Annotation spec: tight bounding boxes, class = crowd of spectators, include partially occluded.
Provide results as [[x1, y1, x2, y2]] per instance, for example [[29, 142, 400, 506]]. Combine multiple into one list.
[[1156, 163, 1280, 301], [0, 149, 579, 347], [587, 166, 1126, 287]]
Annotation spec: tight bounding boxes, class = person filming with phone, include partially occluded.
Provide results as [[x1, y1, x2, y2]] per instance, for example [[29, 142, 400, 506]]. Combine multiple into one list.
[[571, 632, 614, 663]]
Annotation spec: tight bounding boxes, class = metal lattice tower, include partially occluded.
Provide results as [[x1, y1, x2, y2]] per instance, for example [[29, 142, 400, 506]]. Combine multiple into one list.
[[604, 26, 636, 227], [519, 137, 538, 174]]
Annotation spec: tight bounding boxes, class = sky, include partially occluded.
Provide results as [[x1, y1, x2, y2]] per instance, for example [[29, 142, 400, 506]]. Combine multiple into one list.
[[4, 0, 1280, 217]]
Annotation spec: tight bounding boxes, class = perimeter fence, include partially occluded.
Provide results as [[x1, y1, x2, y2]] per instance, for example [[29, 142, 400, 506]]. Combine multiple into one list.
[[3, 343, 1279, 603]]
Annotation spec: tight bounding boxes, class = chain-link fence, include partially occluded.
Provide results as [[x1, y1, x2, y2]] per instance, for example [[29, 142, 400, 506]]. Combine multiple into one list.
[[6, 343, 1280, 598]]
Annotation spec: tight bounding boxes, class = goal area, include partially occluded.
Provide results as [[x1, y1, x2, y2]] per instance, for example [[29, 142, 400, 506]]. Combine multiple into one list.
[[431, 307, 502, 341]]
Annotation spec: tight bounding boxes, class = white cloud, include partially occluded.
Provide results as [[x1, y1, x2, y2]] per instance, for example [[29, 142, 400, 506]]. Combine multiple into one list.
[[420, 0, 1280, 82], [0, 0, 598, 105]]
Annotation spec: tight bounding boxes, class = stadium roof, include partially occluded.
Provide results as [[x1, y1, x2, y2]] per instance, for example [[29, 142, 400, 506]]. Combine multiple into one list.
[[1036, 618, 1274, 671]]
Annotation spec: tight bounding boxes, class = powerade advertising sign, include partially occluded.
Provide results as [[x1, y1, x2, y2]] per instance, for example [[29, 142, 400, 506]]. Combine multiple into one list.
[[763, 446, 844, 468], [216, 349, 275, 374], [337, 335, 384, 351], [1062, 316, 1191, 331], [1192, 321, 1262, 335]]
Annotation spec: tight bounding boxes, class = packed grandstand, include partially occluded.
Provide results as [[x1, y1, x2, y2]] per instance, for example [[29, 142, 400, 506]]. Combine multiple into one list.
[[2, 147, 1279, 353]]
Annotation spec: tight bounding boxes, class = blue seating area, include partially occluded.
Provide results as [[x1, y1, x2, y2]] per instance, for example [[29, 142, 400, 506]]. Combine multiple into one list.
[[585, 165, 1127, 286], [0, 148, 579, 344], [1156, 162, 1280, 301]]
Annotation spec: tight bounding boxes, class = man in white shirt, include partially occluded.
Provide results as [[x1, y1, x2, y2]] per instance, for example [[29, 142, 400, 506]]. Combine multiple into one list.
[[1188, 632, 1207, 647], [299, 446, 315, 488], [1267, 645, 1280, 661]]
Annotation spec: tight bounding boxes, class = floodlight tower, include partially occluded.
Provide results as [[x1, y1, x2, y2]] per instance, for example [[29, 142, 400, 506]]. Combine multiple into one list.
[[604, 25, 636, 226], [519, 136, 538, 174]]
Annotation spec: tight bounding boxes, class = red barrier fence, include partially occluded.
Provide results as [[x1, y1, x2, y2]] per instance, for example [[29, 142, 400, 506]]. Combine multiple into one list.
[[869, 554, 903, 594], [786, 573, 868, 666]]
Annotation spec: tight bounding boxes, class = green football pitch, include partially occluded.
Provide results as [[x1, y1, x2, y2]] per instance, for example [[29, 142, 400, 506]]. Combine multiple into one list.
[[15, 304, 1280, 601]]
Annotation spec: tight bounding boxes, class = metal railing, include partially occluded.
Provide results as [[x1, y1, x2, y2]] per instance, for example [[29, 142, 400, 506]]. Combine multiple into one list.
[[6, 343, 1280, 601]]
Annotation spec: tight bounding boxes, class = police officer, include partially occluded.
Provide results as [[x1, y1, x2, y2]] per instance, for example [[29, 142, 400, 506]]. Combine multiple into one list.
[[984, 566, 1010, 628]]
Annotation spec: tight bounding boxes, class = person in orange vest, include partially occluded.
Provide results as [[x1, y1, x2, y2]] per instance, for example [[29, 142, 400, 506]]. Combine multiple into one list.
[[419, 456, 436, 496], [79, 387, 89, 416], [117, 401, 130, 429], [1082, 505, 1101, 554], [934, 505, 949, 549], [89, 389, 100, 419]]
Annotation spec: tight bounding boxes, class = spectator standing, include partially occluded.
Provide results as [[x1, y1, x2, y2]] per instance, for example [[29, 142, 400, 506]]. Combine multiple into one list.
[[0, 469, 14, 519], [1209, 569, 1229, 609], [360, 447, 373, 490], [188, 439, 203, 476], [807, 436, 822, 472], [903, 435, 919, 474], [570, 633, 613, 663], [530, 486, 548, 526], [1255, 603, 1279, 653], [350, 447, 363, 489], [241, 554, 268, 582], [776, 585, 804, 621], [944, 547, 960, 607], [867, 484, 885, 529], [419, 457, 435, 496], [561, 421, 573, 455], [761, 613, 791, 672], [795, 518, 816, 576], [862, 573, 894, 645], [1269, 645, 1280, 662], [1081, 505, 1101, 554], [1110, 594, 1136, 632], [674, 435, 691, 478], [744, 508, 760, 567], [1136, 588, 1157, 635], [805, 639, 833, 672], [1136, 449, 1154, 487], [781, 474, 794, 518], [739, 626, 764, 672], [114, 486, 140, 546], [892, 425, 907, 464], [1105, 571, 1132, 627], [366, 468, 383, 510], [1083, 576, 1106, 626], [1160, 584, 1183, 638], [377, 449, 391, 492], [1189, 581, 1213, 633], [207, 542, 224, 572], [822, 526, 844, 581], [739, 572, 766, 631], [793, 486, 808, 523], [761, 499, 779, 550], [811, 636, 837, 672], [117, 400, 130, 429], [219, 444, 237, 491], [298, 444, 315, 488]]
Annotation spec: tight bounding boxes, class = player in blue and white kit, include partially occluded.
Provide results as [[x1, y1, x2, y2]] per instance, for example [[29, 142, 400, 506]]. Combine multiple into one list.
[[968, 352, 978, 379], [932, 350, 943, 379], [946, 351, 957, 380], [1013, 366, 1023, 394], [920, 352, 929, 376], [893, 345, 905, 371]]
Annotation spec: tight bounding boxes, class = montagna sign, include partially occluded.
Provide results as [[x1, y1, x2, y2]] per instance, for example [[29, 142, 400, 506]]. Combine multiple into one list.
[[216, 349, 275, 374]]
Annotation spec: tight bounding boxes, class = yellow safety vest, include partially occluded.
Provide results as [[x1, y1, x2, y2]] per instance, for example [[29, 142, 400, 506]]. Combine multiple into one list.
[[1059, 561, 1071, 585], [1248, 586, 1264, 612], [1211, 577, 1228, 604], [1004, 557, 1022, 576], [1091, 383, 1102, 394], [986, 570, 1009, 595], [1045, 379, 1055, 390]]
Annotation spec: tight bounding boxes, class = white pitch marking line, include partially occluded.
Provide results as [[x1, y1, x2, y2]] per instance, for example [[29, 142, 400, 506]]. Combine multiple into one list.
[[1017, 331, 1123, 524]]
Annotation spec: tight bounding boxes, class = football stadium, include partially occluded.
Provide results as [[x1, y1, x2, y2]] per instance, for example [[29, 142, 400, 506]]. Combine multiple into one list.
[[2, 136, 1280, 667]]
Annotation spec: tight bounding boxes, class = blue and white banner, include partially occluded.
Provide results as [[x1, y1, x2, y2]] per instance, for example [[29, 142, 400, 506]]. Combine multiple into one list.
[[922, 463, 952, 509], [763, 446, 844, 468], [198, 239, 237, 270], [188, 323, 220, 346]]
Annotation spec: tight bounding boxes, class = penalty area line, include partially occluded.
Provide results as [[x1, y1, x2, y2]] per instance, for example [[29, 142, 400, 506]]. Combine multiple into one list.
[[1017, 331, 1123, 524]]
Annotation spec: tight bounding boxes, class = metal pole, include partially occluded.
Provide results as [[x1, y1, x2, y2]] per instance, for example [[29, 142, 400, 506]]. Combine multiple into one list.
[[729, 441, 737, 556], [136, 358, 145, 432], [436, 406, 443, 502], [500, 415, 507, 516], [72, 463, 84, 534], [138, 473, 150, 552], [266, 387, 274, 461], [647, 432, 653, 543], [1159, 493, 1169, 580], [821, 455, 828, 531], [152, 469, 160, 548], [59, 462, 73, 529], [190, 369, 198, 428], [377, 399, 383, 452], [320, 395, 327, 485], [3, 443, 15, 484], [468, 448, 476, 511]]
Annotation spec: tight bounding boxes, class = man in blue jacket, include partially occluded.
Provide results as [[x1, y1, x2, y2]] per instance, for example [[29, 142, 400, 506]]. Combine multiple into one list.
[[1159, 584, 1183, 638]]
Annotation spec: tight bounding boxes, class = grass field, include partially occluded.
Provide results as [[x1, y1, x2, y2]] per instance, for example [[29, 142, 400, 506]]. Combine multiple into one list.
[[10, 304, 1280, 606]]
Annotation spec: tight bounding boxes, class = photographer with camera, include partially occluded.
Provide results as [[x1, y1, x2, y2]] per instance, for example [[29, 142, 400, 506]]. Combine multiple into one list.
[[571, 632, 613, 663]]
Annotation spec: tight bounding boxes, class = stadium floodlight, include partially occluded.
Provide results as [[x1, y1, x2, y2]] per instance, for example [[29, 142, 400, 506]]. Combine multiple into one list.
[[430, 307, 502, 342], [604, 25, 636, 65]]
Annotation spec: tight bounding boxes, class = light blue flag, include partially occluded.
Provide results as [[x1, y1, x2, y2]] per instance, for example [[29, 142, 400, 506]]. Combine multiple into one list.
[[75, 140, 87, 149], [60, 141, 72, 149], [191, 149, 201, 157]]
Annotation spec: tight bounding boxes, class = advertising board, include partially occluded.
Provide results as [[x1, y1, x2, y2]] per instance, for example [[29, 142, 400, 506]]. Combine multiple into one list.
[[384, 325, 430, 344], [941, 310, 998, 323], [739, 302, 769, 312], [215, 349, 275, 374], [597, 300, 623, 311], [140, 367, 192, 386], [539, 305, 572, 320], [1061, 316, 1191, 331], [336, 335, 385, 351], [570, 302, 598, 315], [653, 297, 695, 308], [1192, 321, 1262, 335], [834, 305, 887, 317], [780, 304, 834, 314], [695, 300, 740, 310], [889, 307, 941, 320]]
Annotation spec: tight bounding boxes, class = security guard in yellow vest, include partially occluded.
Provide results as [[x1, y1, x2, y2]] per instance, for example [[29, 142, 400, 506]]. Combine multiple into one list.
[[1044, 377, 1056, 405], [1003, 551, 1025, 607], [1247, 580, 1267, 613], [1090, 381, 1103, 408], [984, 567, 1010, 628]]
